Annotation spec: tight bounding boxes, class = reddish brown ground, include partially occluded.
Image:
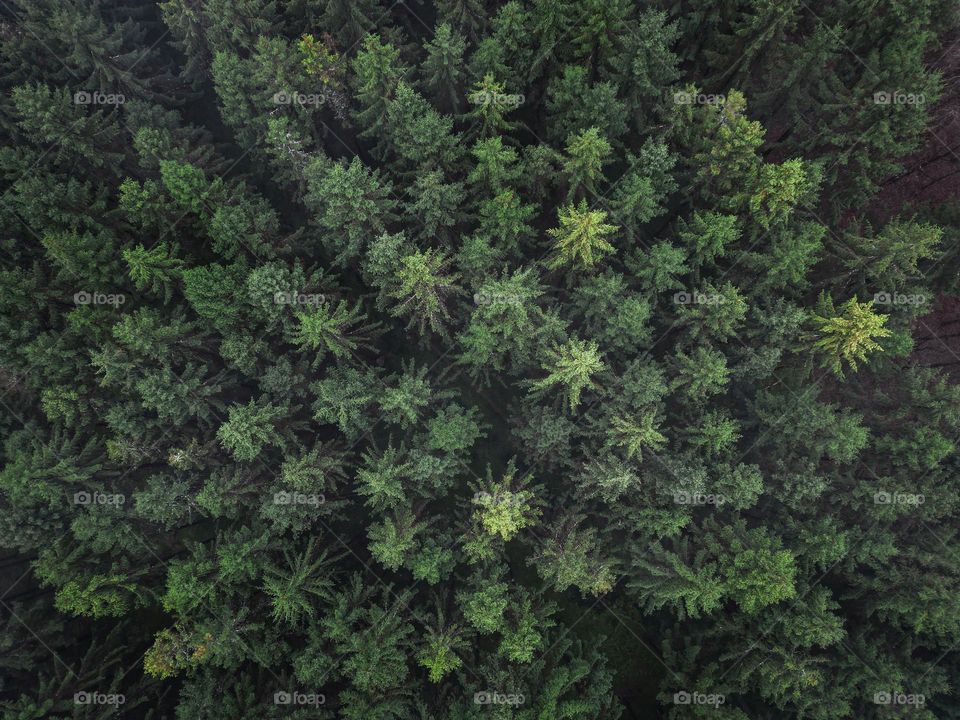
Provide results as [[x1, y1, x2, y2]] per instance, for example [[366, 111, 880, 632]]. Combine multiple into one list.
[[870, 39, 960, 380], [870, 54, 960, 221], [913, 296, 960, 376]]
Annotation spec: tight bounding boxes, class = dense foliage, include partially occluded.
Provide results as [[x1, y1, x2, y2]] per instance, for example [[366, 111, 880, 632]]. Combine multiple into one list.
[[1, 0, 960, 718]]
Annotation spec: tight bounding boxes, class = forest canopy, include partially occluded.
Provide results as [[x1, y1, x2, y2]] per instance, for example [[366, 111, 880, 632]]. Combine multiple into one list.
[[1, 0, 960, 718]]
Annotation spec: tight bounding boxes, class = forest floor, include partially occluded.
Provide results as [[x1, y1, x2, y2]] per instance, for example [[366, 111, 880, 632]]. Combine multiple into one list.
[[872, 39, 960, 379]]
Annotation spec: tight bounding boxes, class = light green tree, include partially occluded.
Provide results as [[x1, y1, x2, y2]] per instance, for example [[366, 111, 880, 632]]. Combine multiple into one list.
[[387, 248, 463, 335], [530, 338, 605, 412], [472, 462, 540, 541], [546, 201, 618, 272], [562, 127, 611, 199], [292, 300, 377, 363], [216, 399, 286, 461], [606, 412, 667, 461], [812, 296, 891, 377]]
